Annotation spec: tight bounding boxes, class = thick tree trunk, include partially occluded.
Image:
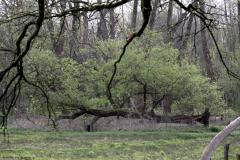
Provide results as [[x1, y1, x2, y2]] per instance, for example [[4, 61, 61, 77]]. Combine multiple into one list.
[[58, 104, 210, 125], [109, 8, 116, 39], [201, 117, 240, 160], [82, 12, 89, 46], [165, 0, 173, 43], [238, 0, 240, 44], [69, 0, 81, 59], [228, 2, 236, 53], [97, 0, 108, 40], [162, 95, 172, 115], [142, 84, 147, 114], [149, 0, 159, 30], [200, 0, 214, 79], [46, 1, 66, 56], [131, 0, 139, 30], [180, 14, 194, 58], [53, 0, 67, 56]]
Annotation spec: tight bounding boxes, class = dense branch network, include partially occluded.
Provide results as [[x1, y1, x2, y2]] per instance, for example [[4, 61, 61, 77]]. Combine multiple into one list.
[[0, 0, 239, 128]]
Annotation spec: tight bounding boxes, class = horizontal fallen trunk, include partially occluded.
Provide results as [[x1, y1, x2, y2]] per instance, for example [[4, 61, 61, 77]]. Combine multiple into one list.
[[57, 105, 204, 124]]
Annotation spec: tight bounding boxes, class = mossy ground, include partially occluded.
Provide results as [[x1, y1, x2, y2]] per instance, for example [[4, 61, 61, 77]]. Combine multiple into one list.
[[0, 126, 239, 160]]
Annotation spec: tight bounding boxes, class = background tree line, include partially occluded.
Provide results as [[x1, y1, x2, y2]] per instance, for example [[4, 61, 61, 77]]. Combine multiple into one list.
[[0, 0, 240, 128]]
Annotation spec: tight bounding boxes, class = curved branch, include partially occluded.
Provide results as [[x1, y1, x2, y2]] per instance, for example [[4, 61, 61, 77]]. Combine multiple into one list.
[[107, 0, 152, 106], [201, 117, 240, 160], [48, 0, 131, 18], [173, 0, 240, 80]]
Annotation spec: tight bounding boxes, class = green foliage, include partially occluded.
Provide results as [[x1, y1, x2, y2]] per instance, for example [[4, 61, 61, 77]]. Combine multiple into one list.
[[213, 48, 240, 112], [94, 32, 225, 114], [209, 126, 221, 132], [23, 32, 225, 115]]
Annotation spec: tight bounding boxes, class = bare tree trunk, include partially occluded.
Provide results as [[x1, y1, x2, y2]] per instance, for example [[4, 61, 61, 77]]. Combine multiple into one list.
[[224, 0, 228, 23], [97, 0, 108, 40], [199, 0, 214, 79], [201, 117, 240, 160], [149, 0, 159, 30], [109, 8, 116, 39], [53, 0, 67, 56], [172, 12, 188, 49], [238, 0, 240, 44], [228, 1, 236, 52], [131, 0, 139, 30], [162, 95, 172, 115], [165, 0, 173, 43], [180, 14, 194, 58], [82, 12, 89, 46], [69, 0, 80, 59], [46, 0, 65, 56], [143, 84, 147, 114]]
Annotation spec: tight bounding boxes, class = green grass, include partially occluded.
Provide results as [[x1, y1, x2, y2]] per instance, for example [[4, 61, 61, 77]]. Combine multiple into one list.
[[0, 126, 239, 160]]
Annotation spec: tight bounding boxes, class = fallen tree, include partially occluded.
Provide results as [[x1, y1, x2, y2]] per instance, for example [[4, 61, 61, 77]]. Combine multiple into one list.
[[56, 104, 210, 125]]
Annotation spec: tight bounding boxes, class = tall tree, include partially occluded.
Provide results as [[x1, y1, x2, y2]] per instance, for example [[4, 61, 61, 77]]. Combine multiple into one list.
[[130, 0, 139, 29], [55, 0, 67, 56], [180, 14, 194, 58], [109, 8, 116, 39], [149, 0, 159, 30], [97, 0, 109, 40], [69, 0, 81, 59], [199, 0, 214, 79], [82, 12, 89, 46], [238, 0, 240, 44], [165, 0, 173, 43]]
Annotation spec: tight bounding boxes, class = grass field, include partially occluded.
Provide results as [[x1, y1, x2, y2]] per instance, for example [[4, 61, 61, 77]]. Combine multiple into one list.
[[0, 127, 240, 160]]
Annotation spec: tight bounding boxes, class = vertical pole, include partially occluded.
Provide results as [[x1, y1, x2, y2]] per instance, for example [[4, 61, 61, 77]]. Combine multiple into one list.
[[236, 154, 240, 160], [224, 144, 230, 160]]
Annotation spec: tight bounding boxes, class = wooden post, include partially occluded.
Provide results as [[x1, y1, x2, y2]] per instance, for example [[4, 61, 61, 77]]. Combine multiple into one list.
[[236, 154, 240, 160], [224, 144, 230, 160]]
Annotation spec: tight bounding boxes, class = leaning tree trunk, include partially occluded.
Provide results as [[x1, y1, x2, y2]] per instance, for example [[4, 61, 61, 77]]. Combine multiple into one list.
[[201, 117, 240, 160]]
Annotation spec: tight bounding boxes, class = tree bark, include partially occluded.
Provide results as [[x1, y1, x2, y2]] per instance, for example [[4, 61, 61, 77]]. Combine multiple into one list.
[[131, 0, 139, 30], [238, 0, 240, 44], [109, 8, 116, 39], [162, 94, 172, 115], [54, 0, 67, 56], [165, 0, 173, 43], [201, 117, 240, 160], [57, 103, 207, 125], [149, 0, 159, 30], [228, 1, 236, 52], [82, 12, 89, 46], [69, 0, 81, 59], [180, 13, 194, 58], [97, 0, 109, 40], [199, 0, 214, 79]]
